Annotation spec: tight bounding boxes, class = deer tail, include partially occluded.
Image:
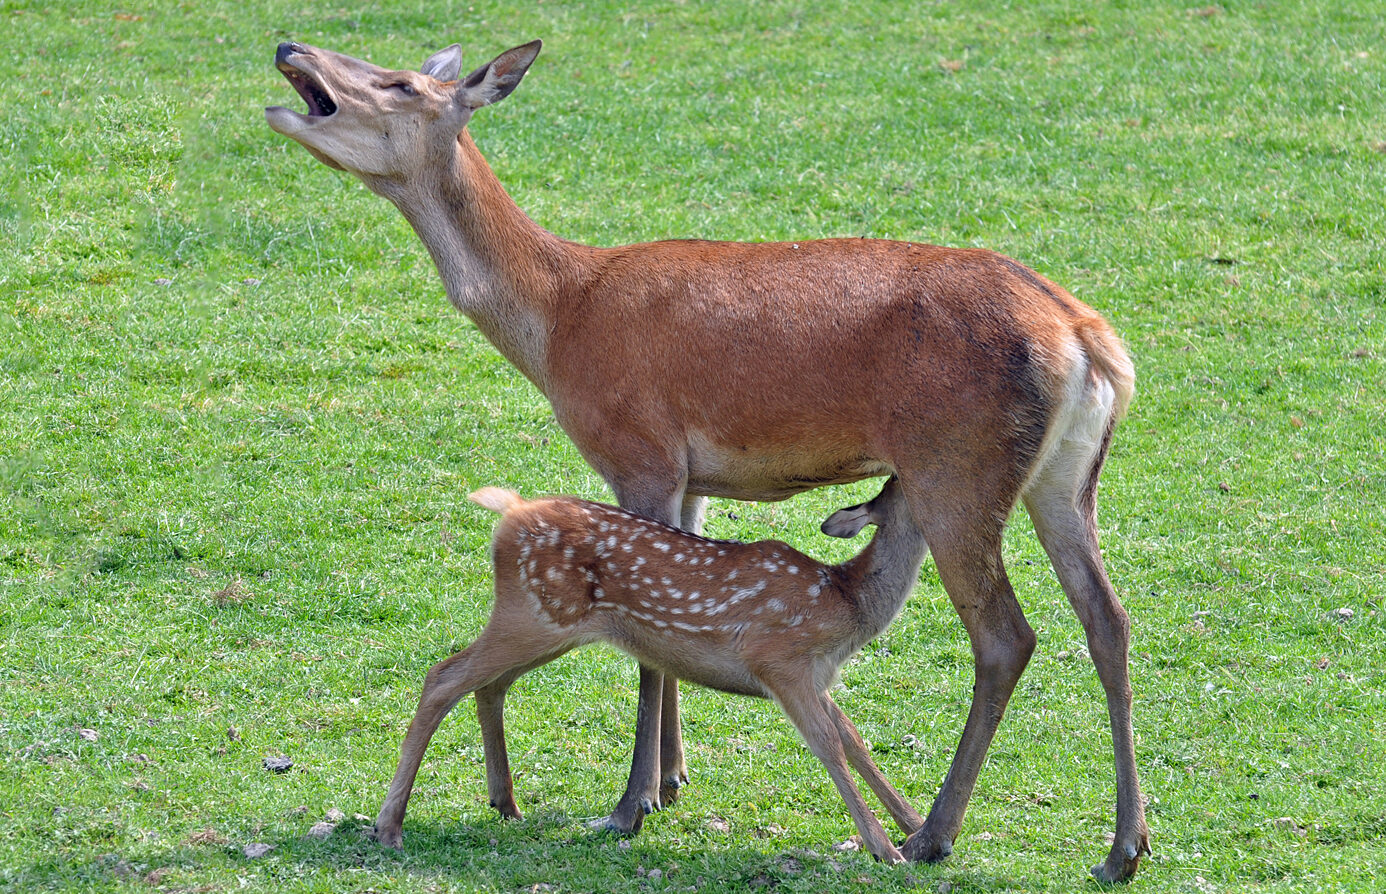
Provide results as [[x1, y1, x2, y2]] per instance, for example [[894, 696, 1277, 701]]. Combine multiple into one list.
[[469, 487, 525, 515], [1075, 316, 1135, 423]]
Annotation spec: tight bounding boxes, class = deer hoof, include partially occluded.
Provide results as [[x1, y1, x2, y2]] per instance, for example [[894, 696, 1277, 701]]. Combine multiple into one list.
[[590, 808, 646, 837], [489, 798, 522, 820], [1090, 833, 1150, 883], [369, 823, 403, 850], [900, 830, 952, 864], [659, 773, 686, 805]]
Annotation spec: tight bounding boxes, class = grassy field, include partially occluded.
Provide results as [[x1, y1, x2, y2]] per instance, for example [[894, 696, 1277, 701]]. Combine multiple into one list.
[[2, 0, 1384, 891]]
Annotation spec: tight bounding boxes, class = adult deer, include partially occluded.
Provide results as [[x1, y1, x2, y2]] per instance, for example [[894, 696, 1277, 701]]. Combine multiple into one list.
[[266, 39, 1149, 880], [375, 477, 930, 863]]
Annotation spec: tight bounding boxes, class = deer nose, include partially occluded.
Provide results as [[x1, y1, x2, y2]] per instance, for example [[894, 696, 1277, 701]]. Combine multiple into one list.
[[276, 42, 307, 65]]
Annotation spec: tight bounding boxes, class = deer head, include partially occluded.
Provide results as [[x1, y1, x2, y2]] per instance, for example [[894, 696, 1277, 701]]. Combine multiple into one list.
[[265, 40, 542, 182]]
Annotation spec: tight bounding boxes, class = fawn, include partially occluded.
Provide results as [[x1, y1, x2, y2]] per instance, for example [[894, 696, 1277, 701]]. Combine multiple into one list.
[[373, 477, 929, 863]]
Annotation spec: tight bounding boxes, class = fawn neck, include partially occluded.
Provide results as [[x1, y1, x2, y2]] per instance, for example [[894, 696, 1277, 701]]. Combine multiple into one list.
[[373, 130, 595, 390], [838, 516, 930, 639]]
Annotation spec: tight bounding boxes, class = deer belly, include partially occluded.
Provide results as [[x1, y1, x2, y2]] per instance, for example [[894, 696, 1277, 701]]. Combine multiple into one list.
[[604, 620, 768, 697], [685, 431, 891, 501]]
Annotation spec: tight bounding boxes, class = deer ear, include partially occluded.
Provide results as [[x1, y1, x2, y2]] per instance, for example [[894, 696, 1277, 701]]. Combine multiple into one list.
[[821, 503, 872, 539], [421, 44, 463, 81], [459, 39, 542, 107]]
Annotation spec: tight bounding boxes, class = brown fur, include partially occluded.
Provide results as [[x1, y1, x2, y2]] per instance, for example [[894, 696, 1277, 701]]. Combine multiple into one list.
[[267, 40, 1148, 880]]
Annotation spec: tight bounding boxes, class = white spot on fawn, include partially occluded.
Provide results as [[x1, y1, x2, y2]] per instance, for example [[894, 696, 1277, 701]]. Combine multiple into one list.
[[728, 580, 767, 603]]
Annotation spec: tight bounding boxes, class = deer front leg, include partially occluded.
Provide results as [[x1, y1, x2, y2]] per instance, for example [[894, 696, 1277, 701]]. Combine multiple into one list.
[[656, 493, 707, 805], [901, 537, 1035, 865], [595, 474, 689, 828], [658, 674, 687, 805], [596, 663, 665, 834]]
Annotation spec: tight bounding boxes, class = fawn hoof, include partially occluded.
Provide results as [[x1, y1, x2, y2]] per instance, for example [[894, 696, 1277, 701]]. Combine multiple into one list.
[[1090, 832, 1151, 883], [370, 823, 403, 850], [900, 829, 952, 864]]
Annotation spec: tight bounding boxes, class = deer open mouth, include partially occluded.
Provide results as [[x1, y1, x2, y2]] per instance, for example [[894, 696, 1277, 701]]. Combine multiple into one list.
[[275, 45, 337, 117]]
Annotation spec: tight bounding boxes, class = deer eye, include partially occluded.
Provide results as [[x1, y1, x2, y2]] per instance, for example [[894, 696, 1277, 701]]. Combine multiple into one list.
[[387, 82, 416, 96]]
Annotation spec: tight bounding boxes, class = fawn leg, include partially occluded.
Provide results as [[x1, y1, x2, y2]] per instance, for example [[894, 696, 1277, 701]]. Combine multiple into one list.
[[374, 630, 554, 848], [767, 674, 903, 863], [474, 665, 538, 820], [824, 696, 924, 836]]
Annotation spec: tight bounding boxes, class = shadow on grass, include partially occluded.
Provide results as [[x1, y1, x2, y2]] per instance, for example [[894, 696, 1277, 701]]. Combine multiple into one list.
[[278, 815, 852, 889], [261, 811, 1047, 893], [274, 810, 964, 892], [9, 812, 1049, 893]]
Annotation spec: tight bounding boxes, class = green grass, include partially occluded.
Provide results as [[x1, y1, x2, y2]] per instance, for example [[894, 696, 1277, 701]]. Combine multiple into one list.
[[2, 0, 1384, 891]]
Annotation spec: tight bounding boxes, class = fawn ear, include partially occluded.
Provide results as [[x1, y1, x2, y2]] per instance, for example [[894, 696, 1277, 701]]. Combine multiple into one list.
[[458, 39, 542, 108], [821, 503, 872, 539], [421, 44, 463, 81]]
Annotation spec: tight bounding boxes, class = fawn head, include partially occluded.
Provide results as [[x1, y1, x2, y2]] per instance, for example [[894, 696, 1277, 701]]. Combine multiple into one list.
[[820, 476, 909, 539], [266, 40, 542, 180]]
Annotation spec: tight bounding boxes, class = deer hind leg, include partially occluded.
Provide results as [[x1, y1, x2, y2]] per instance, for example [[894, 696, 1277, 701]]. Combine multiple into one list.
[[767, 675, 904, 863], [373, 625, 569, 848], [1023, 418, 1149, 882], [901, 521, 1036, 865], [824, 696, 923, 836]]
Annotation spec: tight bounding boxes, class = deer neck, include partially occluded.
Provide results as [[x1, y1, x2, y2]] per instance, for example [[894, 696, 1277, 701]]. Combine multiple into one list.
[[839, 521, 930, 639], [376, 129, 592, 392]]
